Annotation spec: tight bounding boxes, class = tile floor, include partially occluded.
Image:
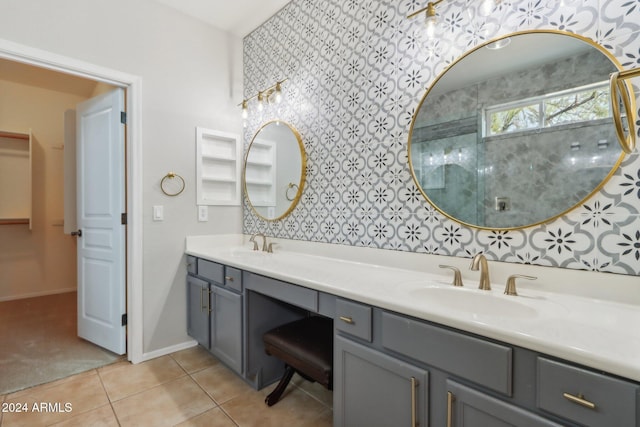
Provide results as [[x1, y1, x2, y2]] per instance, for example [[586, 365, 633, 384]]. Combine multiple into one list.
[[0, 346, 333, 427]]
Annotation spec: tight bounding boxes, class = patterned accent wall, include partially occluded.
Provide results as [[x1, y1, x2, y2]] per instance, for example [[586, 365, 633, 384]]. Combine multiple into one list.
[[243, 0, 640, 276]]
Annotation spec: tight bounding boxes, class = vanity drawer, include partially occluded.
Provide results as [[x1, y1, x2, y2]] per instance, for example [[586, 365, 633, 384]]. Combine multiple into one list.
[[537, 357, 639, 426], [381, 311, 512, 395], [335, 298, 372, 342], [186, 255, 197, 275], [224, 266, 242, 293], [244, 272, 318, 312], [197, 259, 224, 283]]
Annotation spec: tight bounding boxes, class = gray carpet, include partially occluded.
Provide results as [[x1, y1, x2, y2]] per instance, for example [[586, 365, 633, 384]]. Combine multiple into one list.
[[0, 291, 124, 394]]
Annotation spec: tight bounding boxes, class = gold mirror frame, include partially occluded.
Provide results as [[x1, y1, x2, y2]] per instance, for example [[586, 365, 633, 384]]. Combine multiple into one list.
[[610, 68, 638, 154], [408, 29, 627, 231], [243, 120, 307, 222]]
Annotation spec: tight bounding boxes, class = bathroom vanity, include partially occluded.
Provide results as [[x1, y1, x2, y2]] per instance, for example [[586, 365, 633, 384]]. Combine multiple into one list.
[[185, 234, 640, 427]]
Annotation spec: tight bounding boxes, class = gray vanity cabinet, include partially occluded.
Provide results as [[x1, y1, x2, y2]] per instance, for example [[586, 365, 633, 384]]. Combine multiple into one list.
[[447, 380, 562, 427], [186, 274, 210, 348], [186, 257, 243, 375], [334, 335, 429, 427], [210, 284, 242, 373]]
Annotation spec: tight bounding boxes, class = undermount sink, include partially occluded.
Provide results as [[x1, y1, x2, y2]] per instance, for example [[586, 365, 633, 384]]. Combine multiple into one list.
[[409, 286, 539, 319], [229, 247, 270, 259]]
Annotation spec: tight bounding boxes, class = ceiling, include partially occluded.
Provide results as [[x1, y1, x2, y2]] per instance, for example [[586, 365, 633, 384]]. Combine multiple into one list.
[[0, 1, 291, 94], [152, 0, 291, 37]]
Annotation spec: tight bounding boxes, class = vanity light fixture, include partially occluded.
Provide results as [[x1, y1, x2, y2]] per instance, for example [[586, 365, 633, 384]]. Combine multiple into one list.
[[407, 0, 443, 38], [239, 78, 288, 118], [408, 0, 501, 39]]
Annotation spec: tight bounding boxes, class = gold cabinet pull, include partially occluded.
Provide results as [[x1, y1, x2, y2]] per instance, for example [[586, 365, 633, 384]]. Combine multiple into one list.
[[200, 287, 206, 312], [410, 377, 419, 427], [563, 392, 596, 410], [225, 276, 234, 282], [447, 391, 455, 427], [339, 316, 354, 324]]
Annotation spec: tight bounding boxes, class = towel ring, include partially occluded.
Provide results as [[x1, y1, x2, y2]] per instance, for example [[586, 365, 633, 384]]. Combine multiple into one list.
[[161, 172, 185, 196], [286, 182, 299, 201]]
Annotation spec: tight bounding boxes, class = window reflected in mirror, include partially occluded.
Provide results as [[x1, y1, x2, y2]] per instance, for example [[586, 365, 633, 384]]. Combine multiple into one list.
[[409, 30, 625, 230]]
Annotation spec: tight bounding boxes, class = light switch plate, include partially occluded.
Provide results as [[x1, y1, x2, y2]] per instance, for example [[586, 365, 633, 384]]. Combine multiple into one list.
[[153, 205, 163, 221], [198, 205, 208, 222]]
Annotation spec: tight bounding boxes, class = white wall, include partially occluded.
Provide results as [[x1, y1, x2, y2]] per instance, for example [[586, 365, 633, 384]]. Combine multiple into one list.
[[0, 0, 244, 353]]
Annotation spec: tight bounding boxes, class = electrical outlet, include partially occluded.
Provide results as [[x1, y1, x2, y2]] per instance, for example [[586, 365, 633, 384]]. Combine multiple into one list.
[[198, 205, 208, 222]]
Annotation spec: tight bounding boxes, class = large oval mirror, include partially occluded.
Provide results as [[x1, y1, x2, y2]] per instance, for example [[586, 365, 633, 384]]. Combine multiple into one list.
[[409, 30, 626, 230], [244, 120, 306, 221]]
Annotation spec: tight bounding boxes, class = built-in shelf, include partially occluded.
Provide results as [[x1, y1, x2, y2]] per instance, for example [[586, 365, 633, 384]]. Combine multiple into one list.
[[0, 129, 32, 229], [196, 127, 241, 206], [244, 139, 276, 207]]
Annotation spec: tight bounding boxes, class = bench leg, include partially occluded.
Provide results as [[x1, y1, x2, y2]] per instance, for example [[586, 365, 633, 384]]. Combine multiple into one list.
[[265, 365, 295, 406]]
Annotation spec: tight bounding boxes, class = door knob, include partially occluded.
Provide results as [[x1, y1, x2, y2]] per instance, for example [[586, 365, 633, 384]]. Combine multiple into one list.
[[71, 229, 82, 237]]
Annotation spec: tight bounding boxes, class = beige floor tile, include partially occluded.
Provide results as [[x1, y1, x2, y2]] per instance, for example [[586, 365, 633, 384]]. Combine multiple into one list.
[[301, 408, 333, 427], [291, 375, 333, 408], [171, 346, 219, 374], [111, 376, 215, 427], [191, 363, 252, 404], [98, 355, 186, 402], [221, 385, 327, 427], [49, 404, 119, 427], [1, 371, 109, 427], [174, 407, 237, 427]]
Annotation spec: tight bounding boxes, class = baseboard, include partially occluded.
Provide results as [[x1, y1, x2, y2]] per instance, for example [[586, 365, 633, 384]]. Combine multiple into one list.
[[0, 288, 77, 302], [137, 339, 198, 363]]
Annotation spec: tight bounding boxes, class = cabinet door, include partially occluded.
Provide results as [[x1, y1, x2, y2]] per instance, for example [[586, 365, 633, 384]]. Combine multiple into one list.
[[211, 285, 242, 374], [187, 275, 210, 348], [447, 380, 562, 427], [334, 335, 428, 427]]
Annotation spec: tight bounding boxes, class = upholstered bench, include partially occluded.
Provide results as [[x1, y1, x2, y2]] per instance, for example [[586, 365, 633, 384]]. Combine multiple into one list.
[[262, 315, 334, 406]]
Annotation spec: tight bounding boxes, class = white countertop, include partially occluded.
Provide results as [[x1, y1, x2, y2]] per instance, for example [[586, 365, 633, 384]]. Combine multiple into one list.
[[186, 234, 640, 382]]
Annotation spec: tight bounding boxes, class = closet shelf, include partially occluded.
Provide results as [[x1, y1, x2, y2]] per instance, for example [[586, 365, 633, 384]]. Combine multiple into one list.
[[0, 218, 30, 225], [0, 129, 32, 229], [0, 130, 29, 140]]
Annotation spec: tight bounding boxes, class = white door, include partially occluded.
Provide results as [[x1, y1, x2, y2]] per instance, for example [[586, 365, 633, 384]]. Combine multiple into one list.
[[75, 88, 126, 355]]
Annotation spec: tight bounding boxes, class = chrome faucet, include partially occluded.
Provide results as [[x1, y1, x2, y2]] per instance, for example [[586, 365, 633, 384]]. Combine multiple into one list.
[[470, 253, 491, 290]]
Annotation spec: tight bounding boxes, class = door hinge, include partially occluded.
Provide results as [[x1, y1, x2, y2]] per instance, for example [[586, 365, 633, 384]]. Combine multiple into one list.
[[121, 213, 127, 225], [120, 111, 127, 124], [121, 313, 127, 326]]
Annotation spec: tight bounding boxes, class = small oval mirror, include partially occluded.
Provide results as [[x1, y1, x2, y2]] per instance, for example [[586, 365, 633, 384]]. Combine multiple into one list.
[[244, 121, 306, 221], [409, 30, 626, 230]]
